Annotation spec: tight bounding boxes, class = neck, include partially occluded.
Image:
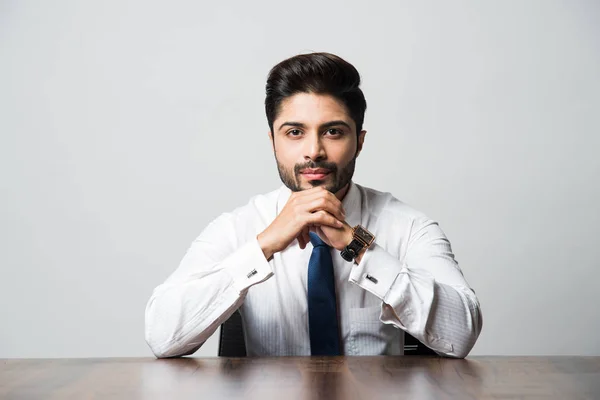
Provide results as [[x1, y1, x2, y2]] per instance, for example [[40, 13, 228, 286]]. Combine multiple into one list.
[[334, 182, 351, 201]]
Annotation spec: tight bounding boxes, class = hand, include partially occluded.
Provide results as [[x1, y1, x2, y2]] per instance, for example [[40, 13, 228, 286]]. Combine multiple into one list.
[[311, 222, 353, 252], [314, 223, 367, 264], [257, 186, 346, 260]]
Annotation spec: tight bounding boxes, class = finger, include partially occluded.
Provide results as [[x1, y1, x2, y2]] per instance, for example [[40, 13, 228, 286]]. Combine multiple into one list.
[[305, 197, 346, 222], [290, 185, 325, 201], [294, 185, 334, 203], [307, 210, 344, 228], [302, 226, 311, 246], [297, 233, 306, 249], [313, 189, 345, 217], [293, 186, 344, 212], [315, 226, 328, 242]]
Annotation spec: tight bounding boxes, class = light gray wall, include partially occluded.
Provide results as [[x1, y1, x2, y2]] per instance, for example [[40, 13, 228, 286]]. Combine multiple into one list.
[[1, 0, 599, 358]]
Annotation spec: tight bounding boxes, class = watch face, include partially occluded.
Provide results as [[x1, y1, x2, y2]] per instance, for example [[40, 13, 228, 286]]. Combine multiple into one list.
[[354, 226, 374, 245]]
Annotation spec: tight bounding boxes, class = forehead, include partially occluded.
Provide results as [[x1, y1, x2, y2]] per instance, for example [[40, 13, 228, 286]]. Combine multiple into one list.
[[275, 93, 351, 126]]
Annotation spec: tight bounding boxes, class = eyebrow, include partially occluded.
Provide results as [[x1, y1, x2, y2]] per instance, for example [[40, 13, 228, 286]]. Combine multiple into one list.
[[278, 120, 353, 132]]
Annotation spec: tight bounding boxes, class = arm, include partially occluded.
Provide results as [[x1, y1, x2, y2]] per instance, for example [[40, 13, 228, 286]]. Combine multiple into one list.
[[145, 186, 347, 358], [348, 217, 482, 358], [144, 213, 273, 358], [146, 186, 349, 358]]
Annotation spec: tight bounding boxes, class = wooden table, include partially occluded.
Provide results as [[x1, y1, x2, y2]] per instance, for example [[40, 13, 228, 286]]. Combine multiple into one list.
[[1, 356, 599, 399]]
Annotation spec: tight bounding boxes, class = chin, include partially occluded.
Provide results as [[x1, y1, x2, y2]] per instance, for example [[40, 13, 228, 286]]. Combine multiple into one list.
[[309, 181, 338, 192], [307, 179, 327, 185], [306, 178, 330, 186]]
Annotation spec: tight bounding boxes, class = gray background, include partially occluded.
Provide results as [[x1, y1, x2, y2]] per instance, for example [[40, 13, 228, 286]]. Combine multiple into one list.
[[1, 0, 599, 358]]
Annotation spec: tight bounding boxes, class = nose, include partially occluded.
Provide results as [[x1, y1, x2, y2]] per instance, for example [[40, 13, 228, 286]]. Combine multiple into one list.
[[303, 132, 326, 162]]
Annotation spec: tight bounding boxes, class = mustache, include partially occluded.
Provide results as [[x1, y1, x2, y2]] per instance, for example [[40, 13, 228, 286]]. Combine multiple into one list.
[[294, 161, 338, 175]]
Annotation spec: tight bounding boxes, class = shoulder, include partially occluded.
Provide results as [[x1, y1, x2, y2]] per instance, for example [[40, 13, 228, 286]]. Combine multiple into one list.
[[231, 187, 280, 218], [356, 183, 430, 223], [205, 187, 280, 232]]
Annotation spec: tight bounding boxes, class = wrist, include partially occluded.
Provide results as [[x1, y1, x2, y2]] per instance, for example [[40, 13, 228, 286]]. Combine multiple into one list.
[[354, 246, 367, 265], [340, 223, 354, 250], [257, 232, 275, 261]]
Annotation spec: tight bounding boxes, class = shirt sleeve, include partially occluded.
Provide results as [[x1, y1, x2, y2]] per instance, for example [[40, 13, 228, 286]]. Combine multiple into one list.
[[348, 217, 483, 358], [144, 213, 273, 358]]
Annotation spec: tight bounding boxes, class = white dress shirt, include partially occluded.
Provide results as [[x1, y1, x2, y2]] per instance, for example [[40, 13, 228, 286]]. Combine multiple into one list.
[[145, 181, 482, 358]]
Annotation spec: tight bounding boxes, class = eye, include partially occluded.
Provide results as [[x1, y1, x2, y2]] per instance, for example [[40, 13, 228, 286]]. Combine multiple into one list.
[[287, 129, 302, 137], [325, 128, 343, 136]]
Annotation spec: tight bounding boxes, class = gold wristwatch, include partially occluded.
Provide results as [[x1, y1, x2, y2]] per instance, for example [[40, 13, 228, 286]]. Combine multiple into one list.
[[340, 225, 375, 262]]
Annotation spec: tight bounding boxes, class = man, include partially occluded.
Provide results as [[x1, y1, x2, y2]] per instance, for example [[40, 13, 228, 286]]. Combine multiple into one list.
[[145, 52, 482, 358]]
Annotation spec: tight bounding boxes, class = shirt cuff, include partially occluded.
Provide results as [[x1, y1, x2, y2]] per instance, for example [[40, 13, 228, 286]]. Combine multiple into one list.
[[348, 243, 405, 300], [223, 237, 274, 293]]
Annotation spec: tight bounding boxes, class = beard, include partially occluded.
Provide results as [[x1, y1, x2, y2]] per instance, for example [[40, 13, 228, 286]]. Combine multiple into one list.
[[275, 154, 357, 194]]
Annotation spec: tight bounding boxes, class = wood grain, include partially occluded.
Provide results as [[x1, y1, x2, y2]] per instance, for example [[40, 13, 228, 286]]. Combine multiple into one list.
[[1, 356, 599, 399]]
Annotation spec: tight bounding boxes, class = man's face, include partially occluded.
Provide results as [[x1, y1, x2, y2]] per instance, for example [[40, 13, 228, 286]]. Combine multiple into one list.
[[270, 93, 366, 195]]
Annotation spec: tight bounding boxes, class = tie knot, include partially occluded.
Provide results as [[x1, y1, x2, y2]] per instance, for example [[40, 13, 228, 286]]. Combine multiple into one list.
[[309, 232, 329, 248]]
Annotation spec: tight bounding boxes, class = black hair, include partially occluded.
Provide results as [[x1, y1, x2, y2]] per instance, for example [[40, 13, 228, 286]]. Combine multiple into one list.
[[265, 52, 367, 136]]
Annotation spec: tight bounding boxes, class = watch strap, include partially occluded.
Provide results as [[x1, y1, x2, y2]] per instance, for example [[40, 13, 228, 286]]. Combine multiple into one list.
[[340, 238, 365, 262]]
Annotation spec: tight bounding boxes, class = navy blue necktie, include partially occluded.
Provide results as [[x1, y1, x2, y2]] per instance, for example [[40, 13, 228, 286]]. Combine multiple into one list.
[[307, 232, 341, 355]]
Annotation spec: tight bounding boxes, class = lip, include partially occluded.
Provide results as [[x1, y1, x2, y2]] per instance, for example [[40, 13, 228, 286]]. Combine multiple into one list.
[[301, 168, 330, 174], [301, 170, 331, 180]]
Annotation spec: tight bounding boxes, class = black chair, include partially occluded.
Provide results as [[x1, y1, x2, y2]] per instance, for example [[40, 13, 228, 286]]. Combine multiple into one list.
[[218, 310, 437, 357]]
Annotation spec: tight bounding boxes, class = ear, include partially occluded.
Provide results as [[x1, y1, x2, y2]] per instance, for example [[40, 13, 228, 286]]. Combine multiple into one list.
[[268, 131, 275, 152], [356, 130, 367, 157]]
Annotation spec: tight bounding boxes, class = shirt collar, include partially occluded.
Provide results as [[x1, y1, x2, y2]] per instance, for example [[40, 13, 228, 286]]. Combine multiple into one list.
[[275, 181, 362, 226]]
